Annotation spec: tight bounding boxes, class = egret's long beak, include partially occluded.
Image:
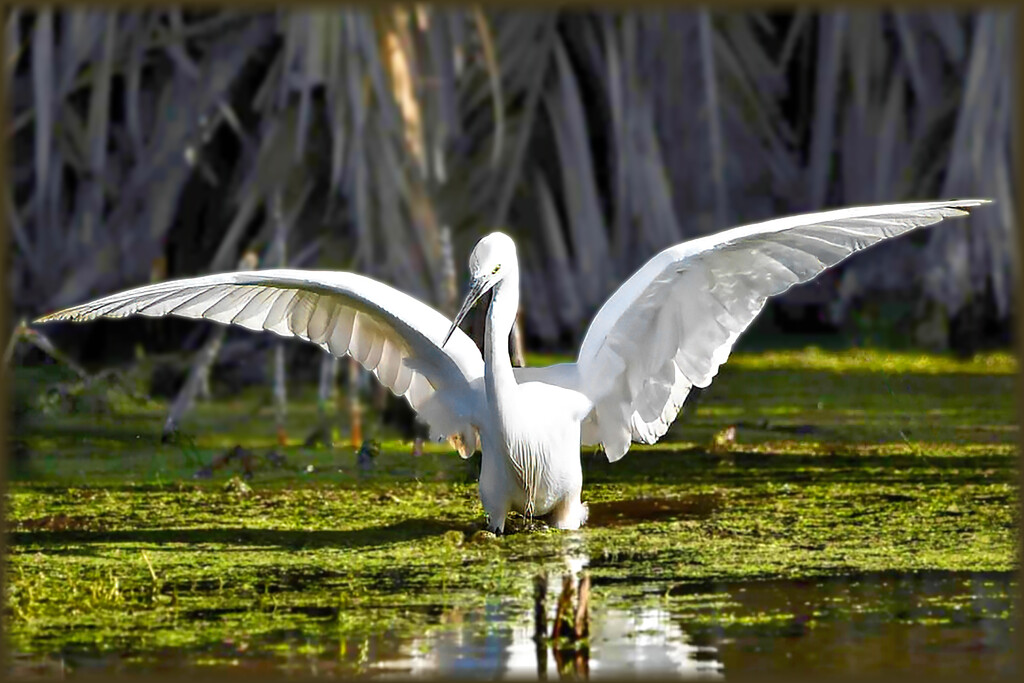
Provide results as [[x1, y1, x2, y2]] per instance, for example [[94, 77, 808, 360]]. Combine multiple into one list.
[[443, 277, 488, 347]]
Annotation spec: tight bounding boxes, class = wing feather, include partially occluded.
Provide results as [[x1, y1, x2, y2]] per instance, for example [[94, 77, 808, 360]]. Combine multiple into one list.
[[36, 270, 486, 448], [538, 199, 989, 461], [326, 308, 356, 356], [263, 288, 298, 335]]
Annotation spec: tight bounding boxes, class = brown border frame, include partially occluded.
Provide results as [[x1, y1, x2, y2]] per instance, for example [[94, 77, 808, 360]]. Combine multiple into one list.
[[0, 3, 1020, 683]]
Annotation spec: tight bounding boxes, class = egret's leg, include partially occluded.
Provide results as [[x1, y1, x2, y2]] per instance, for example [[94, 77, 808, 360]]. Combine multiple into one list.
[[479, 484, 510, 534], [478, 453, 512, 534], [547, 494, 589, 530], [483, 498, 510, 534]]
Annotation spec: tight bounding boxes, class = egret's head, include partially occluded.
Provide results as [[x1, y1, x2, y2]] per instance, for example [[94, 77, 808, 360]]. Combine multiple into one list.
[[468, 232, 516, 283], [443, 232, 516, 347]]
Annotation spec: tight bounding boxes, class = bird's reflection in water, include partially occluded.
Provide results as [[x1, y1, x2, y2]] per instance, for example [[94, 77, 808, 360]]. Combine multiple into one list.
[[374, 535, 723, 679], [373, 597, 723, 678]]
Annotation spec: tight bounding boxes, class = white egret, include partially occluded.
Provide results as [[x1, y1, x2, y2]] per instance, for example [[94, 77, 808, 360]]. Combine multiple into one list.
[[37, 199, 988, 532]]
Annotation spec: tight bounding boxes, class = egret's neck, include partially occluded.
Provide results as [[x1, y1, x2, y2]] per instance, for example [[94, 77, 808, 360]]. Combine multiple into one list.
[[484, 269, 520, 408]]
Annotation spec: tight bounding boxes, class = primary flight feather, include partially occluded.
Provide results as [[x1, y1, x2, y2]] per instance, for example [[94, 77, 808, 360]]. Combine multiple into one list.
[[37, 199, 988, 532]]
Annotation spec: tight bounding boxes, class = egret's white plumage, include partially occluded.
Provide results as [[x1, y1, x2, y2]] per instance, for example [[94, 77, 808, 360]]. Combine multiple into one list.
[[37, 199, 988, 532]]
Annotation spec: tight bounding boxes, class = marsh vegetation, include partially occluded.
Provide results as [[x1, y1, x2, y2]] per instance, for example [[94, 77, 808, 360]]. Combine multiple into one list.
[[6, 348, 1017, 677]]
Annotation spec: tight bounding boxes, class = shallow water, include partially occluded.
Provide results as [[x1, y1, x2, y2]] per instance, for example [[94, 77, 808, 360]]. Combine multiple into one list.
[[586, 494, 723, 527], [9, 568, 1015, 679]]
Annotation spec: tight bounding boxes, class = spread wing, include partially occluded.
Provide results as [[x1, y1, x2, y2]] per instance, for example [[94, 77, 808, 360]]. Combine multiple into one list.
[[526, 199, 989, 461], [36, 270, 486, 452]]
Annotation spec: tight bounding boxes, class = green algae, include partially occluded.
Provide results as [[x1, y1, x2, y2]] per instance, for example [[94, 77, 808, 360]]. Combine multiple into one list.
[[4, 347, 1018, 672], [726, 347, 1017, 374], [527, 347, 1019, 376]]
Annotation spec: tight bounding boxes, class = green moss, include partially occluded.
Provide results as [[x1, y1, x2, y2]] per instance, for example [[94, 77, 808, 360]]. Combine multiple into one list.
[[5, 347, 1018, 668], [726, 347, 1017, 375]]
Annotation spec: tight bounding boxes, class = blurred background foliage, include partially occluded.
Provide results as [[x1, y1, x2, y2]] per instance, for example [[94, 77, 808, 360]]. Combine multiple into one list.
[[5, 5, 1017, 366]]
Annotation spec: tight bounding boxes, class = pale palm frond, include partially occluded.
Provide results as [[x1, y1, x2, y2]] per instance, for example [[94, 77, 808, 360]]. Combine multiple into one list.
[[7, 6, 1013, 353]]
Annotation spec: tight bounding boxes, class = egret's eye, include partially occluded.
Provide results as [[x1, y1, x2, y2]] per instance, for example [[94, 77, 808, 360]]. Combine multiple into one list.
[[491, 265, 501, 275]]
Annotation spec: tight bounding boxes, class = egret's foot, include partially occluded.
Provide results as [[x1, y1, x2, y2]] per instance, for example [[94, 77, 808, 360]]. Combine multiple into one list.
[[503, 512, 550, 534], [484, 515, 506, 535], [482, 501, 511, 534]]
